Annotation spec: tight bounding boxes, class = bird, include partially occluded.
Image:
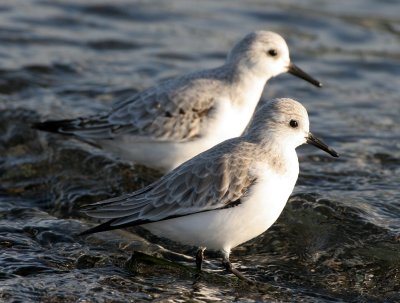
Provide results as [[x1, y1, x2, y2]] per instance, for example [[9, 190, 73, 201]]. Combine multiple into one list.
[[79, 98, 338, 282], [33, 31, 322, 173]]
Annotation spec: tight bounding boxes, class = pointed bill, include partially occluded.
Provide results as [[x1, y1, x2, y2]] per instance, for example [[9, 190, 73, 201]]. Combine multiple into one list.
[[306, 132, 339, 157], [288, 63, 322, 87]]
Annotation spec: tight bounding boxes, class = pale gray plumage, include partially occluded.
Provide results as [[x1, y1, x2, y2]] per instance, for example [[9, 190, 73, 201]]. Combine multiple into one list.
[[80, 98, 338, 281], [68, 69, 230, 142], [34, 31, 321, 172], [81, 97, 337, 231]]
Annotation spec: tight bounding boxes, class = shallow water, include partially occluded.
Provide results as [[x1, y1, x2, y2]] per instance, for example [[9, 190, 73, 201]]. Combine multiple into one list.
[[1, 0, 399, 302]]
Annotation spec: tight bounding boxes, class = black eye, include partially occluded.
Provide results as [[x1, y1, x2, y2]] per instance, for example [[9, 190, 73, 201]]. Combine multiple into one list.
[[268, 49, 278, 57], [289, 120, 298, 128]]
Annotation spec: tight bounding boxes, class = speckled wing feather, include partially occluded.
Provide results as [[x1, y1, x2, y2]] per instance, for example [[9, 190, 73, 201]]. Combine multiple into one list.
[[37, 68, 229, 142], [81, 140, 258, 234]]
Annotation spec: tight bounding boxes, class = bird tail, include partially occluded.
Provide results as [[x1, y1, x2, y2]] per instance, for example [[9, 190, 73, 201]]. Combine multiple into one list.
[[79, 220, 120, 236], [79, 218, 150, 236], [32, 119, 76, 135]]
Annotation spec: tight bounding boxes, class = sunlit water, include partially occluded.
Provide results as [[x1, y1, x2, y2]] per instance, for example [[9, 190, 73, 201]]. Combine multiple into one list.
[[0, 0, 399, 302]]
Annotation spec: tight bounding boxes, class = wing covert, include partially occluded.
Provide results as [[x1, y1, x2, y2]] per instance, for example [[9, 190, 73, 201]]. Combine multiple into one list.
[[82, 141, 258, 231]]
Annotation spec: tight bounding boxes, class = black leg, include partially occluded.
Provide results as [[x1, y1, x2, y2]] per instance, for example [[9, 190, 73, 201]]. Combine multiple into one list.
[[222, 252, 254, 283], [195, 247, 205, 271]]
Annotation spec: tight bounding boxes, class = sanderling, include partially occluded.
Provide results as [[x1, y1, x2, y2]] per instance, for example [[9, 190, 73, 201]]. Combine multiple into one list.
[[80, 98, 338, 282], [33, 31, 321, 172]]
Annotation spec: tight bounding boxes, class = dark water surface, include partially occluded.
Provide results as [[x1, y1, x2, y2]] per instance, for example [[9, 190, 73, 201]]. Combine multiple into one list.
[[1, 0, 399, 302]]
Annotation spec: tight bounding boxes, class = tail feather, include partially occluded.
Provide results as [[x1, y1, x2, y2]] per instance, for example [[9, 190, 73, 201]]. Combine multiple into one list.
[[32, 117, 117, 139], [32, 119, 76, 135], [79, 219, 120, 236], [79, 218, 150, 236]]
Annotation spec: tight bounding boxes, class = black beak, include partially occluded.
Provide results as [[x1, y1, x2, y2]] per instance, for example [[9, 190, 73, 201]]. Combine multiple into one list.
[[288, 63, 322, 87], [306, 132, 339, 157]]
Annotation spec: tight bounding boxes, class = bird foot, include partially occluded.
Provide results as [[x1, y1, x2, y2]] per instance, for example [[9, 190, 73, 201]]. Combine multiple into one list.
[[222, 259, 254, 284], [195, 247, 205, 270]]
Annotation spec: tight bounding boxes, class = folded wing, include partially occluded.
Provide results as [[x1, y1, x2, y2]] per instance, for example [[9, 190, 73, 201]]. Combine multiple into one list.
[[80, 140, 257, 235], [34, 75, 222, 143]]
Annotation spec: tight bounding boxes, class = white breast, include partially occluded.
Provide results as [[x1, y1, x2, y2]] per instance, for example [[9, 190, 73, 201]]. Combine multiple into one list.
[[228, 169, 297, 246], [206, 77, 266, 144], [207, 101, 255, 142]]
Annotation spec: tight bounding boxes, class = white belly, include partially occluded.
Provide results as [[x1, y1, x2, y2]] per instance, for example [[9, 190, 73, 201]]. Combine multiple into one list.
[[143, 169, 298, 252]]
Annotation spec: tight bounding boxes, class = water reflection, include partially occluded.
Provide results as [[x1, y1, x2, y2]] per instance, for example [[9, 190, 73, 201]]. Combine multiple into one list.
[[0, 0, 399, 302]]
